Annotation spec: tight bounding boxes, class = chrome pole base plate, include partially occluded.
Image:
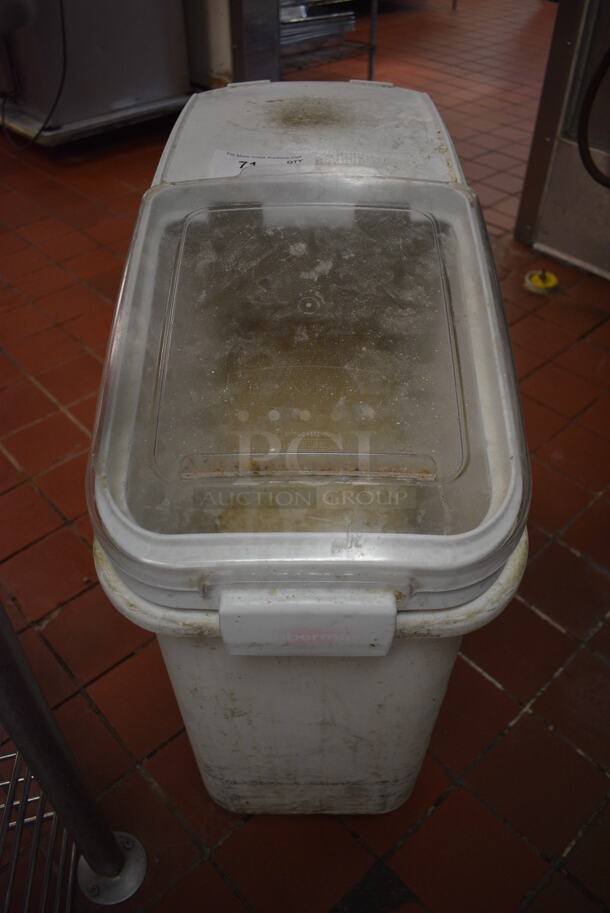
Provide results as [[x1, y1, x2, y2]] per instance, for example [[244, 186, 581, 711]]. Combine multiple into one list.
[[77, 832, 147, 906]]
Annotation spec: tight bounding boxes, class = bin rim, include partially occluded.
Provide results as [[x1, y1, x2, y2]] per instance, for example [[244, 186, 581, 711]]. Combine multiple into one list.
[[93, 529, 528, 639]]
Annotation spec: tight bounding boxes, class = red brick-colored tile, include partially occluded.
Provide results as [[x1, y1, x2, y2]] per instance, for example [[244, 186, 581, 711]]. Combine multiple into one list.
[[44, 584, 152, 686], [0, 304, 51, 344], [146, 731, 244, 848], [2, 593, 28, 633], [462, 160, 496, 182], [429, 656, 518, 772], [536, 424, 610, 491], [534, 649, 610, 768], [486, 221, 508, 238], [45, 193, 107, 233], [588, 621, 610, 660], [520, 363, 601, 418], [0, 450, 22, 493], [151, 863, 248, 913], [18, 628, 76, 708], [73, 512, 94, 545], [520, 541, 609, 637], [501, 143, 531, 163], [481, 171, 523, 194], [37, 353, 102, 405], [530, 523, 552, 559], [567, 273, 610, 312], [0, 483, 61, 560], [578, 392, 610, 442], [343, 755, 449, 855], [0, 527, 95, 621], [501, 271, 543, 307], [107, 190, 142, 219], [536, 298, 606, 338], [503, 301, 529, 328], [0, 190, 48, 229], [388, 790, 546, 913], [520, 395, 567, 452], [35, 452, 88, 519], [107, 236, 130, 258], [19, 218, 73, 245], [88, 640, 183, 760], [0, 246, 50, 282], [78, 773, 200, 913], [64, 301, 113, 348], [462, 599, 574, 702], [67, 173, 132, 202], [84, 216, 134, 246], [563, 497, 610, 571], [87, 265, 124, 301], [67, 393, 98, 431], [527, 872, 601, 913], [529, 459, 592, 534], [586, 320, 610, 349], [55, 693, 131, 795], [0, 231, 28, 257], [64, 249, 121, 281], [0, 353, 23, 389], [0, 379, 55, 435], [496, 238, 541, 274], [34, 230, 99, 262], [510, 315, 573, 359], [3, 326, 83, 375], [485, 207, 517, 232], [474, 151, 524, 171], [467, 714, 607, 856], [4, 411, 88, 475], [0, 289, 23, 316], [216, 815, 372, 913], [565, 807, 609, 907], [37, 283, 107, 323], [508, 161, 527, 178], [472, 183, 509, 207], [14, 265, 75, 301]]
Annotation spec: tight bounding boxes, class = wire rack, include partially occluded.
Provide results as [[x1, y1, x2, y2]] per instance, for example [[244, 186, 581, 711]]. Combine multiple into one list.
[[0, 729, 75, 913]]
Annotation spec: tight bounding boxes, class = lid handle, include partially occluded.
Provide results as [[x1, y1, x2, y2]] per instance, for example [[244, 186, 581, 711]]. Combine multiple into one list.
[[219, 587, 396, 657]]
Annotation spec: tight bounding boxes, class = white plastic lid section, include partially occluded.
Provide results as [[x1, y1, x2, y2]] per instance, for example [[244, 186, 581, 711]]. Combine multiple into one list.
[[89, 175, 529, 601]]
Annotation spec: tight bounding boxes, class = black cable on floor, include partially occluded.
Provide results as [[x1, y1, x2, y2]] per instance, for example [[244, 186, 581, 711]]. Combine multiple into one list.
[[577, 47, 610, 188]]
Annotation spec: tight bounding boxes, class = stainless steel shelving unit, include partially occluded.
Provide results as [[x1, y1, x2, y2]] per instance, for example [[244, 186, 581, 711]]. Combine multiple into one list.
[[280, 0, 379, 81]]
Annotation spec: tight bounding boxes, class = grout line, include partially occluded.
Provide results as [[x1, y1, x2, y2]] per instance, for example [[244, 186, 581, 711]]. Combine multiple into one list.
[[0, 369, 93, 442], [457, 651, 508, 693], [518, 797, 610, 912], [513, 594, 570, 634]]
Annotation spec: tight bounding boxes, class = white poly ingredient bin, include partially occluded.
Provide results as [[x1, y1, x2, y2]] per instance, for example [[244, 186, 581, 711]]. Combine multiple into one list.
[[88, 81, 530, 814]]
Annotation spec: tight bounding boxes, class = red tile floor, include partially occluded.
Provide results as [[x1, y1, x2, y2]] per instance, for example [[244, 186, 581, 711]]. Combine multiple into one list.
[[1, 1, 609, 911]]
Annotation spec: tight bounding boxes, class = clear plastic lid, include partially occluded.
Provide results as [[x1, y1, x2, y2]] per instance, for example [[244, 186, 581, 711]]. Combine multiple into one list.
[[92, 175, 528, 543]]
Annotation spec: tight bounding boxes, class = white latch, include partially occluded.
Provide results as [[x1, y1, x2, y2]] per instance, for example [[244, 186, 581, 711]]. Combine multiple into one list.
[[219, 587, 396, 657]]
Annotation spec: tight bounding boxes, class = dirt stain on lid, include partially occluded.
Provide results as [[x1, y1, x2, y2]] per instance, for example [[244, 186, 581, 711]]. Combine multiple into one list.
[[266, 96, 354, 129]]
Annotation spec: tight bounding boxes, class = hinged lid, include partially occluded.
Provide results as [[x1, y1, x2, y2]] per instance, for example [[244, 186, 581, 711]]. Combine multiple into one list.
[[89, 173, 529, 599], [147, 201, 465, 535]]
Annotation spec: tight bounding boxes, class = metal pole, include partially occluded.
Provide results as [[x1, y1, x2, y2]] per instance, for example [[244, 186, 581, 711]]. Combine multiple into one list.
[[229, 0, 280, 83], [368, 0, 378, 81], [0, 604, 124, 878]]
